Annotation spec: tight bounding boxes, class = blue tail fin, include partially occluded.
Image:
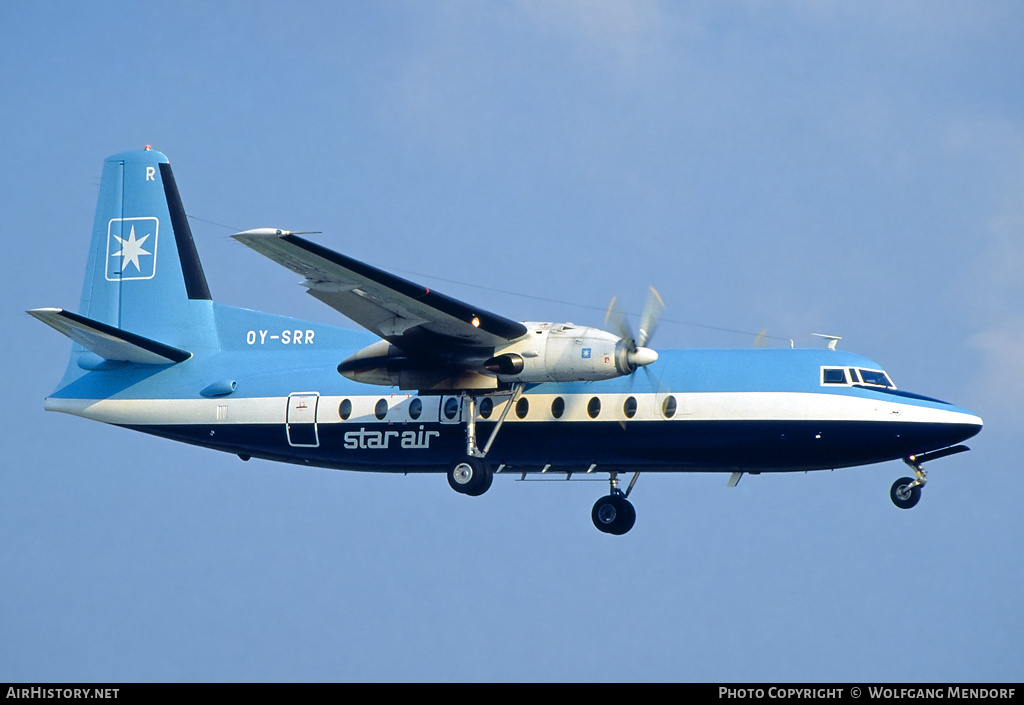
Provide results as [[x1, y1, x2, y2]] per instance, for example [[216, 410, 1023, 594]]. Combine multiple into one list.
[[78, 149, 213, 346]]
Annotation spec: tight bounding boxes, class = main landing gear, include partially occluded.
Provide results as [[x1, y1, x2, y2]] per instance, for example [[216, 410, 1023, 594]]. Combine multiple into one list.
[[447, 387, 643, 534], [446, 385, 523, 498], [592, 471, 639, 535], [889, 445, 971, 510]]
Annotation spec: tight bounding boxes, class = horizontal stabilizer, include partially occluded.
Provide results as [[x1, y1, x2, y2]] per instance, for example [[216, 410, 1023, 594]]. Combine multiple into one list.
[[28, 308, 191, 365]]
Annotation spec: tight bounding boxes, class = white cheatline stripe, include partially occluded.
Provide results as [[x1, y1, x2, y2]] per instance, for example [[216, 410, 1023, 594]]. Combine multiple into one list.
[[45, 391, 980, 428]]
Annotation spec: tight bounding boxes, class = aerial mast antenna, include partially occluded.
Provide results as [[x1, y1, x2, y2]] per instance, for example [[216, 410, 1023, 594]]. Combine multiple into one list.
[[812, 333, 842, 351]]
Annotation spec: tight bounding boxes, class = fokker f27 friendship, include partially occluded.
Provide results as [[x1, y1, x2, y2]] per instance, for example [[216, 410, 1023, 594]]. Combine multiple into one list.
[[31, 149, 983, 534]]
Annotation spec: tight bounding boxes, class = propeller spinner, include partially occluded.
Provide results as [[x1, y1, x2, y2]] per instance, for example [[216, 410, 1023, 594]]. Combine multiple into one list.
[[606, 286, 663, 374]]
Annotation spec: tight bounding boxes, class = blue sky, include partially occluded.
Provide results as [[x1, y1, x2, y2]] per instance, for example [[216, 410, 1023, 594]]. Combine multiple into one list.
[[2, 1, 1022, 682]]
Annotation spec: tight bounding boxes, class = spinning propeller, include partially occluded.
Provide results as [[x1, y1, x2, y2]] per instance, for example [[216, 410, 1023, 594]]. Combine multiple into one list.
[[605, 286, 664, 375]]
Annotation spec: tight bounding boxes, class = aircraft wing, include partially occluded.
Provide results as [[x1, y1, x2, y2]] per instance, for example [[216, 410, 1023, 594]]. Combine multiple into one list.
[[233, 230, 528, 351]]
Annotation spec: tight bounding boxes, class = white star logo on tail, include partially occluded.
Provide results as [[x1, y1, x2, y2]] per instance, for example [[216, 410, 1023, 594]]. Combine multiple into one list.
[[111, 225, 151, 273], [105, 217, 159, 281]]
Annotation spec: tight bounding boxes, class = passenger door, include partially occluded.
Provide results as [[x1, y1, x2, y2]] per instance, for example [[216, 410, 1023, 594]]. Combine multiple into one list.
[[286, 392, 320, 447]]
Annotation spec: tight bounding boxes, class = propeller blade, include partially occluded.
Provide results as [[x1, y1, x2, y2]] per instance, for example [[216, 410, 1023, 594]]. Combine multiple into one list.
[[605, 295, 634, 344], [637, 286, 664, 348]]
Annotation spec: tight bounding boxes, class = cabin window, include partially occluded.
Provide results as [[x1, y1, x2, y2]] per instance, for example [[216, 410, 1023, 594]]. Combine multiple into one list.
[[587, 396, 601, 419], [662, 395, 677, 419], [408, 398, 422, 420], [443, 397, 460, 420], [623, 396, 637, 419], [374, 399, 388, 420], [479, 397, 493, 419], [822, 368, 847, 385], [339, 399, 352, 420], [551, 397, 565, 419], [515, 397, 529, 419], [849, 368, 862, 383], [859, 369, 895, 388]]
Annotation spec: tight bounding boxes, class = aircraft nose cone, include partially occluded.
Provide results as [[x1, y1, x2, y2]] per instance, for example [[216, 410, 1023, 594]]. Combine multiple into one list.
[[958, 412, 984, 442], [944, 405, 983, 441], [629, 347, 658, 368], [926, 409, 983, 452]]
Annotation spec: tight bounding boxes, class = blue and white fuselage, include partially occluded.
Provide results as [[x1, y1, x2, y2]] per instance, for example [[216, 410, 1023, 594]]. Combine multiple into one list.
[[32, 150, 982, 534], [44, 323, 980, 475]]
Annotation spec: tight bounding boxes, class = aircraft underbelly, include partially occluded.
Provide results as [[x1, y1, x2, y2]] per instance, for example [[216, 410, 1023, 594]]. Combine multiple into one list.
[[119, 416, 979, 474]]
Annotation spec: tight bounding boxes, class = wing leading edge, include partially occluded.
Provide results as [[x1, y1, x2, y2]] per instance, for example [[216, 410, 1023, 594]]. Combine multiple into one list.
[[233, 230, 528, 351]]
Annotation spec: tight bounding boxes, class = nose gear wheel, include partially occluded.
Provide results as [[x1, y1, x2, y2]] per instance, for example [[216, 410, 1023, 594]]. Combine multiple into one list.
[[890, 476, 922, 509]]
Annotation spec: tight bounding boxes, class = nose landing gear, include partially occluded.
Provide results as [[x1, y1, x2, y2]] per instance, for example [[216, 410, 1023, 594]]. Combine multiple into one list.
[[890, 444, 970, 510]]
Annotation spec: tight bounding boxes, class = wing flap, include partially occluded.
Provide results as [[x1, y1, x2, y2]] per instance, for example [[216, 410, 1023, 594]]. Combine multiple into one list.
[[234, 230, 528, 350], [28, 308, 191, 364]]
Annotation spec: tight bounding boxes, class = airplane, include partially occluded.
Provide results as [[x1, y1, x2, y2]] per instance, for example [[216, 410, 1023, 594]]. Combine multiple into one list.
[[30, 148, 983, 534]]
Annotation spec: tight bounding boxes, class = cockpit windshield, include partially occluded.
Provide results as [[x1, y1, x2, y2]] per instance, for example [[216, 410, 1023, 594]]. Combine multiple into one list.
[[821, 366, 895, 389], [858, 369, 895, 388]]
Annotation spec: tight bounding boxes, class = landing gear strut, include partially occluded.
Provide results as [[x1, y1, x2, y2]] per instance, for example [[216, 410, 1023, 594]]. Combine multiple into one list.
[[447, 385, 523, 497], [889, 444, 970, 510], [592, 471, 639, 535]]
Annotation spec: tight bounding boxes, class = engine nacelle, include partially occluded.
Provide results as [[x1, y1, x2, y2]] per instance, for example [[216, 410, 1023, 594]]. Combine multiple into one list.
[[487, 322, 653, 383], [337, 340, 498, 391], [337, 322, 656, 389]]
